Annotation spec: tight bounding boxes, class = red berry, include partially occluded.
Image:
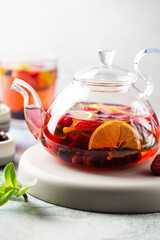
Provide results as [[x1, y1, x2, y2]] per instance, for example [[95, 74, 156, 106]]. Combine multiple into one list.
[[106, 115, 114, 119], [63, 117, 73, 127], [94, 110, 103, 115], [150, 155, 160, 175], [58, 116, 73, 126]]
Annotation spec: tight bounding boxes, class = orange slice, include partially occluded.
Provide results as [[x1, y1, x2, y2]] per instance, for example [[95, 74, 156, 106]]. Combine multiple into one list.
[[88, 120, 141, 150], [108, 106, 137, 116], [63, 110, 94, 134], [90, 104, 104, 110], [69, 110, 94, 120]]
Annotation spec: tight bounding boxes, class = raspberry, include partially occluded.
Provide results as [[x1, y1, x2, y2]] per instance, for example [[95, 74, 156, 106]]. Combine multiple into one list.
[[150, 155, 160, 175], [63, 117, 73, 127], [106, 115, 114, 119], [94, 110, 103, 115], [58, 116, 73, 126]]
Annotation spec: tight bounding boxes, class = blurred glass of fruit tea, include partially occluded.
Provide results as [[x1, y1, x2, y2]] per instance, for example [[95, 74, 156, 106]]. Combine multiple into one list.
[[0, 55, 57, 122]]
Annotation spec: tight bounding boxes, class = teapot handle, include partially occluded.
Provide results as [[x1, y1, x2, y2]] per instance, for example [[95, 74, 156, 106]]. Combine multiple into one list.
[[134, 48, 160, 98]]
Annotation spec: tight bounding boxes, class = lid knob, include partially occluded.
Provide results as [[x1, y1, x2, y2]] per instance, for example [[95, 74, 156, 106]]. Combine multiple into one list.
[[98, 50, 115, 66]]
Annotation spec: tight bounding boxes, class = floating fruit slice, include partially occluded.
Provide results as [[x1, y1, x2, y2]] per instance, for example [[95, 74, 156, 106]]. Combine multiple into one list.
[[108, 105, 136, 117], [90, 104, 105, 110], [63, 110, 94, 134], [88, 120, 141, 150], [69, 110, 94, 120]]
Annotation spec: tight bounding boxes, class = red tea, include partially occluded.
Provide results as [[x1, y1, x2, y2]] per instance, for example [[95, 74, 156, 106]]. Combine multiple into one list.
[[26, 102, 160, 168]]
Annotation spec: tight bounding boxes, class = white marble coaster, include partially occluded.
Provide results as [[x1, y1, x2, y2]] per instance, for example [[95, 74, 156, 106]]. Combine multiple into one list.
[[18, 143, 160, 213]]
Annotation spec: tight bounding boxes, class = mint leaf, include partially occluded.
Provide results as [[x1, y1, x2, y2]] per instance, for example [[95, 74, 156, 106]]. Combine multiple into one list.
[[0, 163, 38, 206], [16, 177, 38, 197], [4, 185, 14, 193], [4, 163, 17, 188], [0, 189, 15, 206], [0, 185, 10, 193]]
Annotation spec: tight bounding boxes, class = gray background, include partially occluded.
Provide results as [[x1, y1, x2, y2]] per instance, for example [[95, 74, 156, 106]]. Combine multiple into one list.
[[0, 0, 160, 113]]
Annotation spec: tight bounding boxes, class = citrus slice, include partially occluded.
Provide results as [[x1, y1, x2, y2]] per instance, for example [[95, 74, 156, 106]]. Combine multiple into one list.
[[63, 110, 94, 134], [108, 106, 136, 116], [69, 110, 94, 120], [88, 120, 141, 150], [90, 104, 104, 110]]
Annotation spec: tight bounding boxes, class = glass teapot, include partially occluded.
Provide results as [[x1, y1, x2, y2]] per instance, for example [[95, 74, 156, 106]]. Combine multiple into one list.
[[11, 49, 160, 168]]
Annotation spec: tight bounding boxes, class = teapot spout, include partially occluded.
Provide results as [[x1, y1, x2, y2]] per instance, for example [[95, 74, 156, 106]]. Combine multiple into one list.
[[11, 78, 46, 140]]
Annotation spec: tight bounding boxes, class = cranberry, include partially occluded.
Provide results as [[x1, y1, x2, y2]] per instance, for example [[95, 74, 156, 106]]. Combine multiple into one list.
[[150, 155, 160, 175], [63, 117, 73, 127], [106, 115, 114, 119], [94, 110, 103, 115], [58, 116, 73, 126]]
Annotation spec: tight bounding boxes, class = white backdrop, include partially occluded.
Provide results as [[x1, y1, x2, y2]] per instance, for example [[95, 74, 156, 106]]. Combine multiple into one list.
[[0, 0, 160, 113]]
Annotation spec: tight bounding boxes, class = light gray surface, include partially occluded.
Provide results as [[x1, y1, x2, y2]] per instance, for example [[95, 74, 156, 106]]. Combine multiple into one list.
[[0, 126, 160, 240]]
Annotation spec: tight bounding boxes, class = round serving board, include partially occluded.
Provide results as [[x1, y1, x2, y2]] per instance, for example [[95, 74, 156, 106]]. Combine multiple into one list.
[[18, 143, 160, 213]]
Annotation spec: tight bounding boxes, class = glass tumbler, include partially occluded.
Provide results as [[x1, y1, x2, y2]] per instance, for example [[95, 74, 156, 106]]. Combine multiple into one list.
[[0, 54, 57, 125]]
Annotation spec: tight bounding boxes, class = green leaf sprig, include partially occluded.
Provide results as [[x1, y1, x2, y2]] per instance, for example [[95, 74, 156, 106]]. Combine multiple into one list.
[[0, 163, 38, 206]]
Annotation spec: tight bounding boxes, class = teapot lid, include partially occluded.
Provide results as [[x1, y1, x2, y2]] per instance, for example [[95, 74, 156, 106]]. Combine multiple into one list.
[[73, 50, 137, 86]]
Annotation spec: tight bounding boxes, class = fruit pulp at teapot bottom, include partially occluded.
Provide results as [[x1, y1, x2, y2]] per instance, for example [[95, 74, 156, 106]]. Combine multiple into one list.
[[34, 102, 160, 168]]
